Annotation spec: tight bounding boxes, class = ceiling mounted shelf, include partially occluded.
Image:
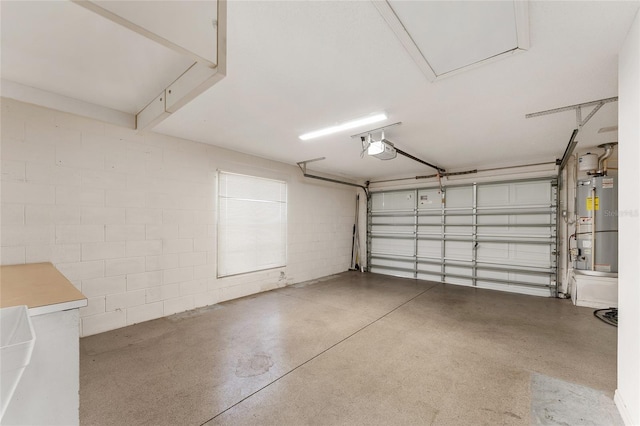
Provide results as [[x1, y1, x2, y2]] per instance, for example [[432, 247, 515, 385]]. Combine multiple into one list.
[[1, 0, 226, 131]]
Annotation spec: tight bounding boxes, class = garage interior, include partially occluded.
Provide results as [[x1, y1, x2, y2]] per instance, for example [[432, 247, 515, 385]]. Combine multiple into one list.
[[0, 1, 639, 425]]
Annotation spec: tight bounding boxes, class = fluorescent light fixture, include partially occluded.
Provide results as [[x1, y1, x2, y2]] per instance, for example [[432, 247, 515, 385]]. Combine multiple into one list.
[[299, 113, 387, 141]]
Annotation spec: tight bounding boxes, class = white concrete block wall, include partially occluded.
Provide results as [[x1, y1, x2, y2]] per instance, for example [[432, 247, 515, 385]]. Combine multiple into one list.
[[0, 98, 357, 336]]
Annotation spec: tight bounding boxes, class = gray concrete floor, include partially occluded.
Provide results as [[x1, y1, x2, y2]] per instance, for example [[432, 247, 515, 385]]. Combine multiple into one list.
[[80, 272, 617, 426]]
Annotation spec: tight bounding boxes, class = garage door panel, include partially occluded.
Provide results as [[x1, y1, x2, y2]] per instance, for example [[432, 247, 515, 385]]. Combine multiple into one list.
[[480, 225, 512, 234], [477, 243, 550, 267], [418, 216, 441, 225], [445, 215, 473, 225], [477, 281, 550, 297], [446, 225, 473, 234], [372, 257, 413, 270], [476, 269, 509, 281], [371, 267, 414, 278], [371, 224, 413, 234], [445, 187, 473, 208], [371, 215, 414, 225], [417, 240, 441, 258], [372, 191, 415, 211], [417, 189, 441, 209], [417, 262, 441, 274], [477, 243, 509, 261], [511, 272, 551, 286], [417, 272, 441, 282], [445, 265, 472, 277], [371, 238, 414, 256], [477, 215, 509, 225], [445, 241, 472, 259], [369, 179, 557, 296], [512, 226, 553, 234], [418, 225, 441, 234], [513, 214, 553, 225], [445, 277, 473, 286], [477, 184, 510, 207], [511, 244, 551, 266], [512, 182, 551, 205]]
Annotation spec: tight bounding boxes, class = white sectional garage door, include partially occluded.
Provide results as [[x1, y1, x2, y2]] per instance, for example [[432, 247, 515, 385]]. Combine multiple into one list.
[[368, 179, 558, 297]]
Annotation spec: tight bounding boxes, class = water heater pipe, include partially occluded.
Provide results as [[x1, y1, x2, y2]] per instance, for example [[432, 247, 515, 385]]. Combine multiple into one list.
[[597, 143, 615, 175]]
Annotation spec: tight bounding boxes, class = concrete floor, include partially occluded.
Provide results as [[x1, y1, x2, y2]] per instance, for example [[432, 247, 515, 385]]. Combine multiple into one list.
[[80, 272, 617, 425]]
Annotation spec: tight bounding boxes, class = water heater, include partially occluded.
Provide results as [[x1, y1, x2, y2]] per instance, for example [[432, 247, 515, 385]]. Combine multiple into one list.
[[575, 176, 618, 273], [578, 153, 598, 172]]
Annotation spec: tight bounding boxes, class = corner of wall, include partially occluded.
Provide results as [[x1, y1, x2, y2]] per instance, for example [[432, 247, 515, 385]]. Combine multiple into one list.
[[616, 6, 640, 426]]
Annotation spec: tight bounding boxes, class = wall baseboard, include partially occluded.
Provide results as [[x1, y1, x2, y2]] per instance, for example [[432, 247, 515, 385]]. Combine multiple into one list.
[[615, 389, 635, 426]]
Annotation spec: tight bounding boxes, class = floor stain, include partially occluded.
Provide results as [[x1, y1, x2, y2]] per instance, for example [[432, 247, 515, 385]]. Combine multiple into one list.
[[236, 352, 274, 378], [481, 408, 522, 420], [504, 411, 522, 419]]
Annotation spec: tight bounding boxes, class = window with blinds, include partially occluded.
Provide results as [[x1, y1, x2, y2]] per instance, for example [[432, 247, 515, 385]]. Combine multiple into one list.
[[217, 172, 287, 277]]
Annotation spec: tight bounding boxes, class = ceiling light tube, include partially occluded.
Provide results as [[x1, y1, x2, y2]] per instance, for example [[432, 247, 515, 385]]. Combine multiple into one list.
[[299, 113, 387, 141]]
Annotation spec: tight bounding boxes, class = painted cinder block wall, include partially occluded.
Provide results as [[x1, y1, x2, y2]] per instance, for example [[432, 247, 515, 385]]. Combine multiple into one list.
[[0, 98, 357, 336]]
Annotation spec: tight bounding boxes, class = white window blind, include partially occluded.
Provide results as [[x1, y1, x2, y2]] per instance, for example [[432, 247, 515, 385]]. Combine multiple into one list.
[[217, 172, 287, 277]]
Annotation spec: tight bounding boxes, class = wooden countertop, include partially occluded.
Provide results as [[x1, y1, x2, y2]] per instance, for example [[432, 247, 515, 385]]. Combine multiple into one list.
[[0, 262, 87, 315]]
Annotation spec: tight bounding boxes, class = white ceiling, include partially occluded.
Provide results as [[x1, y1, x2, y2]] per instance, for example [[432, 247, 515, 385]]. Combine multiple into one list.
[[2, 1, 638, 181]]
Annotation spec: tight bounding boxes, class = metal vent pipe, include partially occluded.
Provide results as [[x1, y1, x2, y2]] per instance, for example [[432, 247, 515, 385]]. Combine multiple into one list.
[[597, 143, 616, 174]]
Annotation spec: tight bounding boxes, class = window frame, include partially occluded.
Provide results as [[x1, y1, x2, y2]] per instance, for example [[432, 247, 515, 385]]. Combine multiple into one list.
[[216, 171, 288, 278]]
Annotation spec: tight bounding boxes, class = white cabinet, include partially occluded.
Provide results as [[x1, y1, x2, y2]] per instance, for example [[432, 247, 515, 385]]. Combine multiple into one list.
[[2, 309, 81, 425], [0, 263, 86, 426]]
